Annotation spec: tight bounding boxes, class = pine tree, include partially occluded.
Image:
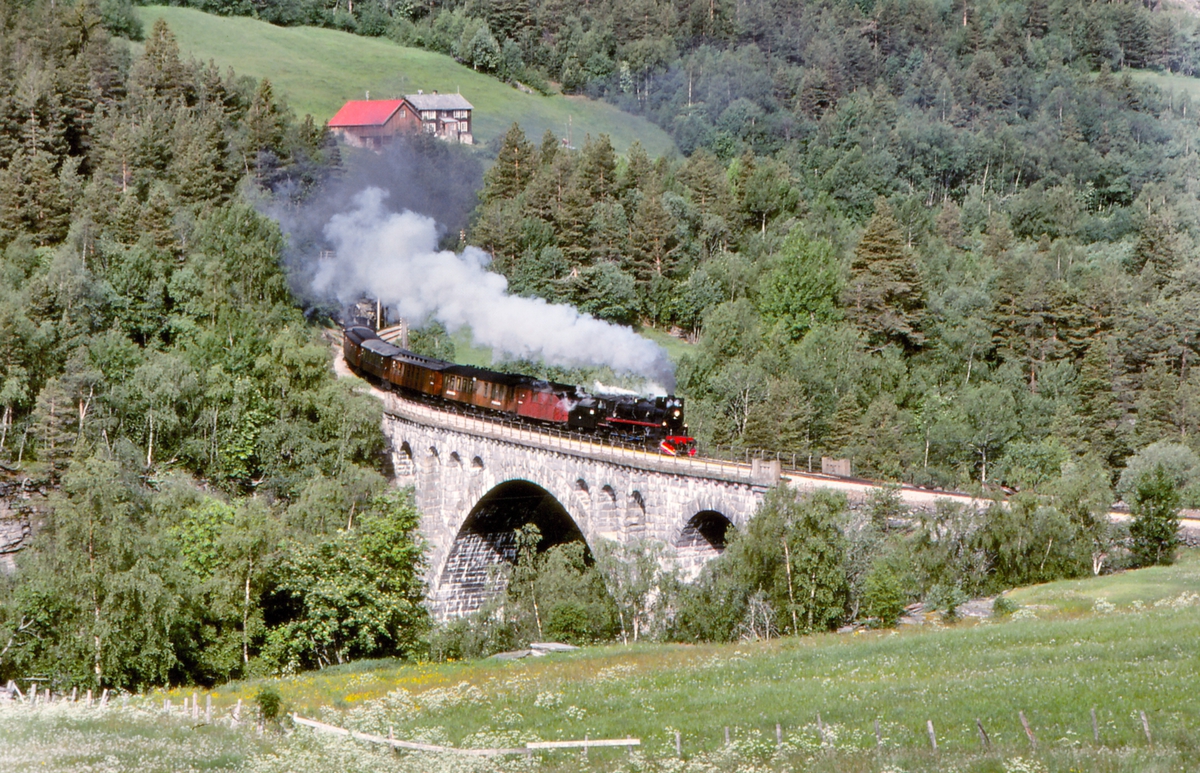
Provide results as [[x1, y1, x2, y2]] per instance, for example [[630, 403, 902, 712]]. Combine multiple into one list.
[[555, 176, 592, 267], [538, 128, 559, 167], [1131, 211, 1179, 288], [483, 123, 536, 203], [138, 182, 177, 252], [679, 148, 731, 220], [130, 18, 192, 105], [170, 106, 233, 206], [31, 377, 77, 477], [588, 199, 629, 266], [618, 140, 652, 202], [575, 134, 617, 202], [844, 198, 925, 350], [243, 78, 285, 156], [0, 149, 71, 245], [626, 186, 678, 284], [1065, 338, 1126, 467]]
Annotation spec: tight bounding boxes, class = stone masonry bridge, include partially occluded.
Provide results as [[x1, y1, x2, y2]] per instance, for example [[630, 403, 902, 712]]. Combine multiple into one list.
[[378, 392, 783, 619]]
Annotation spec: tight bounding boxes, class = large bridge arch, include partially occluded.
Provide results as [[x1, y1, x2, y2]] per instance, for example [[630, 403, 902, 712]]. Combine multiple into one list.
[[432, 478, 594, 618]]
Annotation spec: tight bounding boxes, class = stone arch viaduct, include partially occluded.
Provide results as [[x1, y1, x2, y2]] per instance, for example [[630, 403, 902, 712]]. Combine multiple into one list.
[[378, 393, 782, 619]]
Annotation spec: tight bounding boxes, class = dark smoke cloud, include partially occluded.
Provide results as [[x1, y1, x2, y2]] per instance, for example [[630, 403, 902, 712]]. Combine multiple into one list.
[[268, 136, 675, 389], [315, 188, 675, 389], [268, 133, 484, 307]]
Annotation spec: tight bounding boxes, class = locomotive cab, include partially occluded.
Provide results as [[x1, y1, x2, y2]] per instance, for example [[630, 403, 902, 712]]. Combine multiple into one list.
[[569, 397, 606, 431]]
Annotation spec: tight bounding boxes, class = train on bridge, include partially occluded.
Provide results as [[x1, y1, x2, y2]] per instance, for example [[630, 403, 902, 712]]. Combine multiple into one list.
[[342, 325, 697, 455]]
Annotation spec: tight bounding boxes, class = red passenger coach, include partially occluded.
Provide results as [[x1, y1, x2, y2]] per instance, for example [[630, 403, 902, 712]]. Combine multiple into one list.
[[342, 324, 694, 453], [515, 385, 572, 423]]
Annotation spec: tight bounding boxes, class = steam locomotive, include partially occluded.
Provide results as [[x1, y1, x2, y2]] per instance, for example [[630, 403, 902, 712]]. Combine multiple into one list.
[[342, 325, 697, 455]]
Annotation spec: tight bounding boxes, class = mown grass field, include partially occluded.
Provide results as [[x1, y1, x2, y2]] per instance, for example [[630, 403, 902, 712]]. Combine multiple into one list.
[[6, 553, 1200, 772], [1129, 68, 1200, 102], [131, 6, 675, 155]]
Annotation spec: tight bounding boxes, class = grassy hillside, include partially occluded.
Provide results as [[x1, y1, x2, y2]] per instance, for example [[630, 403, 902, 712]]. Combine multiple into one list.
[[132, 6, 675, 155], [1129, 68, 1200, 101], [7, 555, 1199, 772]]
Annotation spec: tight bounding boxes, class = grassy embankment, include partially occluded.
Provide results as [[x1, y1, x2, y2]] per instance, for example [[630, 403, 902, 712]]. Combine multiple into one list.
[[5, 553, 1200, 772], [133, 6, 675, 155]]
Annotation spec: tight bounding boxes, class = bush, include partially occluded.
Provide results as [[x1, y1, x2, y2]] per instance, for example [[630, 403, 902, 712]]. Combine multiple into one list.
[[925, 583, 968, 622], [861, 565, 906, 628], [992, 595, 1018, 617], [426, 610, 519, 661], [1129, 464, 1181, 567], [545, 601, 592, 644], [255, 686, 283, 722]]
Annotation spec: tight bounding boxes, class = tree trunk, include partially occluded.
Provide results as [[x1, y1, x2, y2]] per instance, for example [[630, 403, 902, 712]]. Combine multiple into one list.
[[783, 538, 798, 635], [243, 555, 254, 664]]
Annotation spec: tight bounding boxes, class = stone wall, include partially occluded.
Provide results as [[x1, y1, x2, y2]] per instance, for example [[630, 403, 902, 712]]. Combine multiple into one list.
[[0, 480, 43, 574]]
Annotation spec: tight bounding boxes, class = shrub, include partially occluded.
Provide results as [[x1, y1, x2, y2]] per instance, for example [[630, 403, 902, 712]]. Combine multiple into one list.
[[255, 686, 282, 722], [1129, 464, 1181, 567], [992, 595, 1018, 617], [426, 609, 519, 661], [545, 601, 592, 644], [861, 565, 906, 628], [925, 583, 968, 622]]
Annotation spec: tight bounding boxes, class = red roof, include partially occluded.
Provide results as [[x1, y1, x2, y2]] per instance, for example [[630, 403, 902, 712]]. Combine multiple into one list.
[[328, 99, 406, 127]]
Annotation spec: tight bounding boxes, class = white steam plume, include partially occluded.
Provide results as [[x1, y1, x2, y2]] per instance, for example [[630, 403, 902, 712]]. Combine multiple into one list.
[[315, 188, 675, 389]]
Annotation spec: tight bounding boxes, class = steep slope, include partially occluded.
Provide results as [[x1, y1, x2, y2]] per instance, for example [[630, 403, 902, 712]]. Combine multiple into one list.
[[134, 6, 676, 155]]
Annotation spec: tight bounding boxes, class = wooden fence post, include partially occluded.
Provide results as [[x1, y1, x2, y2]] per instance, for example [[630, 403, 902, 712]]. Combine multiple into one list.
[[874, 719, 882, 749], [1091, 707, 1099, 742], [724, 726, 730, 746], [927, 720, 937, 752], [675, 730, 681, 757], [100, 689, 108, 707], [976, 719, 990, 749], [191, 691, 198, 720], [205, 694, 212, 723], [234, 698, 242, 725], [1019, 711, 1037, 747], [776, 723, 782, 749], [85, 689, 92, 707], [1140, 711, 1152, 746]]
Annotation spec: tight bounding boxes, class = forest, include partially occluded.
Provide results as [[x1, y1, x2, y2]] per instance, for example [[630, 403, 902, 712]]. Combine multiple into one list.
[[0, 0, 1199, 687]]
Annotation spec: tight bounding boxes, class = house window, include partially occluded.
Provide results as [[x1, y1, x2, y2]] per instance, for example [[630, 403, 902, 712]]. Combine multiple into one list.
[[421, 111, 435, 120], [400, 108, 406, 117], [453, 110, 469, 119]]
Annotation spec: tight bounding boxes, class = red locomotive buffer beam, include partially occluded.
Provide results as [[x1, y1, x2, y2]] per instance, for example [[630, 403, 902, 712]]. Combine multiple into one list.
[[660, 436, 697, 456]]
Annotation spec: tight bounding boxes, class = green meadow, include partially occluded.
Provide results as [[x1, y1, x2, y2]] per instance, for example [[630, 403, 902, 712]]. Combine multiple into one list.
[[132, 6, 675, 155], [6, 553, 1200, 772]]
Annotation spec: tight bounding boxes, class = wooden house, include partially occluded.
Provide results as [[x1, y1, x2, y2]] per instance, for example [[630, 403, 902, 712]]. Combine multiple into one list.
[[327, 91, 474, 148], [326, 99, 419, 149], [404, 91, 474, 145]]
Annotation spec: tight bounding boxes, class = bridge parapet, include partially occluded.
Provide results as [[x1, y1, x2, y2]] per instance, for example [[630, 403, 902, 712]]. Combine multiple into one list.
[[381, 392, 782, 488]]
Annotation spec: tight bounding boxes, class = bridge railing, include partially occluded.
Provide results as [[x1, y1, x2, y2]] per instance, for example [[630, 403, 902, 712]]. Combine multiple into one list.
[[381, 393, 775, 486]]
